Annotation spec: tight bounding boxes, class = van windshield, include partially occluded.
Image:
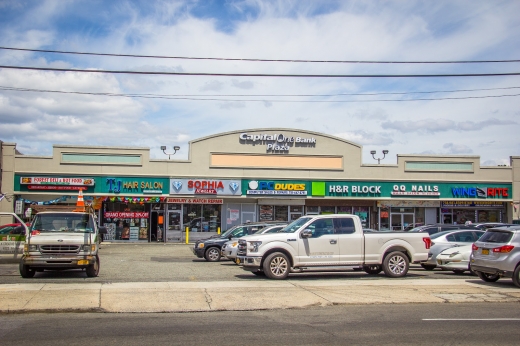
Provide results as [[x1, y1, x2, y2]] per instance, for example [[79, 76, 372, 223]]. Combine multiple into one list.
[[31, 213, 94, 233]]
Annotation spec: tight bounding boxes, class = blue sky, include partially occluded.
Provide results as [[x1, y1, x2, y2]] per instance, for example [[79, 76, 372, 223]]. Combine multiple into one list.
[[0, 0, 519, 165]]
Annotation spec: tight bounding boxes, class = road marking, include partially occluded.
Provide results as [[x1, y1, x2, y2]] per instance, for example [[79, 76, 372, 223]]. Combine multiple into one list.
[[423, 318, 520, 321]]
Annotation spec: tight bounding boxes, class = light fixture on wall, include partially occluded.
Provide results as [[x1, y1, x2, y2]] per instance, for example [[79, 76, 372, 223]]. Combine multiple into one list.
[[161, 146, 180, 159], [370, 150, 389, 164]]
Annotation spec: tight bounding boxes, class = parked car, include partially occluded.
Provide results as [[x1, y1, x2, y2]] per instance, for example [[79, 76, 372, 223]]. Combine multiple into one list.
[[420, 229, 485, 270], [221, 224, 287, 262], [436, 244, 474, 274], [471, 222, 516, 230], [237, 214, 431, 279], [470, 225, 520, 287], [408, 224, 479, 236], [192, 221, 286, 262]]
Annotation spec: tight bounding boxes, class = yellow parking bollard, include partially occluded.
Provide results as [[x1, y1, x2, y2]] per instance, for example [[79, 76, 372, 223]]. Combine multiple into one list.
[[217, 227, 221, 235], [185, 226, 189, 244]]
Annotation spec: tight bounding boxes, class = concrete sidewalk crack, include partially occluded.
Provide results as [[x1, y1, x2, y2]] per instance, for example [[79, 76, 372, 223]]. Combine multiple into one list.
[[288, 282, 332, 306], [203, 288, 213, 309]]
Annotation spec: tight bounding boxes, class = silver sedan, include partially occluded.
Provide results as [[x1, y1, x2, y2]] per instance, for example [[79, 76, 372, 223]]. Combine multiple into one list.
[[420, 229, 485, 270]]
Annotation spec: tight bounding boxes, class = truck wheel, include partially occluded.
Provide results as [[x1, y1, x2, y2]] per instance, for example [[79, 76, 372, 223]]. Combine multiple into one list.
[[86, 255, 100, 277], [382, 251, 409, 278], [263, 252, 290, 279], [512, 265, 520, 288], [475, 271, 500, 282], [420, 264, 436, 271], [205, 247, 221, 262], [363, 265, 382, 275], [19, 262, 36, 278]]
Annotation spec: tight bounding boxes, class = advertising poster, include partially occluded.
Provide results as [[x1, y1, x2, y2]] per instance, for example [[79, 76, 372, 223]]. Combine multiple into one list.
[[259, 205, 273, 221], [129, 227, 139, 241]]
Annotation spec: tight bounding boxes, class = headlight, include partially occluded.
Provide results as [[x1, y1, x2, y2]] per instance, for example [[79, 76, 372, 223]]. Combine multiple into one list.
[[198, 243, 205, 248], [249, 241, 262, 252], [24, 244, 38, 252], [81, 244, 96, 252], [232, 242, 238, 247], [449, 251, 460, 258]]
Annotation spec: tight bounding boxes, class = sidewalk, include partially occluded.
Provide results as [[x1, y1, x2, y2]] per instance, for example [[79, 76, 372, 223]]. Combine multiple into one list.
[[1, 278, 519, 314]]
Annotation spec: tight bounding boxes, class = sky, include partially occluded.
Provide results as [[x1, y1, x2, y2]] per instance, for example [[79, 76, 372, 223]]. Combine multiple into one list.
[[0, 0, 519, 166]]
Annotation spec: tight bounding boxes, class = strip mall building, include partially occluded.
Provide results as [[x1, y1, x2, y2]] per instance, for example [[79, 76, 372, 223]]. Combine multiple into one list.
[[1, 128, 519, 242]]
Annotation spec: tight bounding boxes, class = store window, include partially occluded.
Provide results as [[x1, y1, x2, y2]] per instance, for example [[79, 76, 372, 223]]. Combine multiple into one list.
[[275, 206, 288, 221], [353, 206, 369, 228], [337, 206, 352, 214], [102, 201, 149, 241], [183, 204, 221, 232], [320, 206, 336, 215]]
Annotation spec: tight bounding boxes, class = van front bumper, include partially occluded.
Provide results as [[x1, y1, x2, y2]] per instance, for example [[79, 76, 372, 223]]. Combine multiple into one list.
[[22, 255, 97, 268]]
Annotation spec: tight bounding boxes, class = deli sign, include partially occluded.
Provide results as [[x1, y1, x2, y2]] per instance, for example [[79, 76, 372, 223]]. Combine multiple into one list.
[[20, 177, 94, 191]]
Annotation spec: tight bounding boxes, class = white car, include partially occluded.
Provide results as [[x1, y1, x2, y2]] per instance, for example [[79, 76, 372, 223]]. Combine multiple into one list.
[[436, 244, 474, 274], [221, 224, 287, 262]]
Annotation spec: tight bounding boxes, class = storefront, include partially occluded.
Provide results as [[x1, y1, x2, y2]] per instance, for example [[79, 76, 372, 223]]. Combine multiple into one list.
[[2, 129, 517, 243]]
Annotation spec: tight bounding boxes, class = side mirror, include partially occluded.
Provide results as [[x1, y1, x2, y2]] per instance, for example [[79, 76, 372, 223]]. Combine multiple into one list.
[[99, 226, 108, 235], [301, 229, 312, 238], [228, 235, 232, 240]]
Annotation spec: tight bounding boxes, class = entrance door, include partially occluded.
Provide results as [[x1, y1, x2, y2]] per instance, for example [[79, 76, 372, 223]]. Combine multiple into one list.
[[390, 213, 414, 231], [166, 211, 182, 242]]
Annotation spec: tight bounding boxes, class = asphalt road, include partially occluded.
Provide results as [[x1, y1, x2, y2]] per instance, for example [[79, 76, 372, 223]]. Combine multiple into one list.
[[1, 302, 519, 345], [0, 243, 480, 284]]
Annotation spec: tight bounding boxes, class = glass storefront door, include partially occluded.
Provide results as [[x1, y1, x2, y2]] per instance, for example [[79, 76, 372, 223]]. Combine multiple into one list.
[[166, 210, 182, 242], [390, 213, 414, 231]]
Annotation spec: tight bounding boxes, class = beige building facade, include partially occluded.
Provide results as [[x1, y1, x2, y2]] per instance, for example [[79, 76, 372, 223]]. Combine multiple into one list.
[[1, 128, 518, 243]]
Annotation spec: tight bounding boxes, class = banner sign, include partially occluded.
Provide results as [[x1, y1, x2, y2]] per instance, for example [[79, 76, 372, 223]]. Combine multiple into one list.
[[104, 212, 150, 218]]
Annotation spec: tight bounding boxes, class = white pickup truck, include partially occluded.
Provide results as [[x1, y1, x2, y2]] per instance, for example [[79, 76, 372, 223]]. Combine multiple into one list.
[[237, 214, 431, 279]]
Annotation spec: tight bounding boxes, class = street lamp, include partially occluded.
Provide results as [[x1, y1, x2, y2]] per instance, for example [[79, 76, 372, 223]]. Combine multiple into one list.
[[161, 145, 180, 159], [370, 150, 389, 164]]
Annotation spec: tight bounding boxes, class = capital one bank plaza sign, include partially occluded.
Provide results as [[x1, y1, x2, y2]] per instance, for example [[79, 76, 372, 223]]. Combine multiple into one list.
[[239, 132, 316, 153]]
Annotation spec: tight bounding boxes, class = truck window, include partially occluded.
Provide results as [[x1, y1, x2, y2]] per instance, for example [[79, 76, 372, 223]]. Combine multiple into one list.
[[307, 218, 334, 238], [334, 218, 355, 234]]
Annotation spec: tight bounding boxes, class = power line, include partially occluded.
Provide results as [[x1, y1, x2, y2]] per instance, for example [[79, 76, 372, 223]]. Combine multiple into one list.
[[1, 46, 520, 64], [1, 85, 520, 97], [1, 85, 519, 102], [1, 65, 520, 78]]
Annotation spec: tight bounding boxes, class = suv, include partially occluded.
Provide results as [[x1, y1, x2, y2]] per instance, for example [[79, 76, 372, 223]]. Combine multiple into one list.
[[470, 225, 520, 287], [192, 221, 285, 262], [408, 224, 478, 236]]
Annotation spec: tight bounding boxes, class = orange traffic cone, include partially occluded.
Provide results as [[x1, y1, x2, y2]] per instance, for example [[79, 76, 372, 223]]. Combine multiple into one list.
[[74, 189, 86, 212]]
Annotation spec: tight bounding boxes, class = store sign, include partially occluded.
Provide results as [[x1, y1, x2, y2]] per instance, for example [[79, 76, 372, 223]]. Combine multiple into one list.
[[104, 212, 150, 218], [239, 132, 316, 153], [451, 187, 509, 198], [104, 177, 168, 194], [165, 198, 223, 204], [170, 179, 241, 195], [313, 181, 512, 199], [246, 180, 308, 195], [441, 201, 505, 208], [391, 184, 440, 196], [20, 177, 94, 190]]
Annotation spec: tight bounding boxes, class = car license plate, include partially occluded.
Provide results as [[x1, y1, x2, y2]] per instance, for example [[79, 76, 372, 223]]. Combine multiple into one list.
[[236, 258, 241, 265], [482, 249, 489, 255], [78, 260, 89, 265]]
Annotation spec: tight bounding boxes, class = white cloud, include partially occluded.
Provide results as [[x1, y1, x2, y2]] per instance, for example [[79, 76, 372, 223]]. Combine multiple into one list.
[[0, 0, 519, 164]]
